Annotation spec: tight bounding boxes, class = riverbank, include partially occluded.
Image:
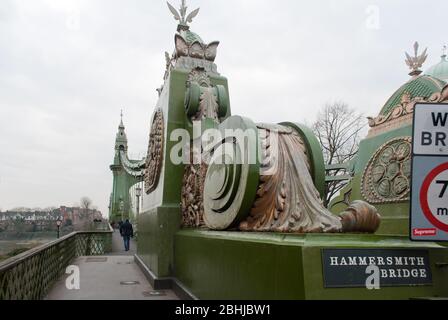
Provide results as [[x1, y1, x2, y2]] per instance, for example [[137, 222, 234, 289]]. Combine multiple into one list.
[[0, 233, 58, 262]]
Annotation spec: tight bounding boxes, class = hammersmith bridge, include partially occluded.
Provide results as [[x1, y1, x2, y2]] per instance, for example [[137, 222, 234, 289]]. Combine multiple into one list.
[[1, 1, 448, 300]]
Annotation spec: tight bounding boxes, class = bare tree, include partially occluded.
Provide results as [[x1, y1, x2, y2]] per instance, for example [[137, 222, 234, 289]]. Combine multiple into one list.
[[80, 197, 93, 210], [312, 101, 366, 207]]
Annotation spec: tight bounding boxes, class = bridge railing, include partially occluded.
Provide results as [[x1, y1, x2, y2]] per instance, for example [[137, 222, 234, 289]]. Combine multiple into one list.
[[0, 224, 113, 300]]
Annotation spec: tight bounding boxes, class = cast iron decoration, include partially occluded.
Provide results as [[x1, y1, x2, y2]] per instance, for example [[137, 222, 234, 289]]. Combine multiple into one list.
[[361, 137, 412, 203], [144, 109, 164, 194], [203, 117, 381, 233], [180, 68, 229, 227]]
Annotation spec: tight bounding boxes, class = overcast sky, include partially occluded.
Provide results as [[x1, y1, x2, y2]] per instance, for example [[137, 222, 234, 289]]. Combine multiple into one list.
[[0, 0, 446, 216]]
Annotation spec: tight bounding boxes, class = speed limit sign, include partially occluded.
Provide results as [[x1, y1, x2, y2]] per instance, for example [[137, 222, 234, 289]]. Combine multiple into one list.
[[420, 163, 448, 230], [411, 103, 448, 241]]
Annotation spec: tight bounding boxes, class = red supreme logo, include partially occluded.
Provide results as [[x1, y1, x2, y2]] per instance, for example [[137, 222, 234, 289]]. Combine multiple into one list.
[[413, 228, 437, 237]]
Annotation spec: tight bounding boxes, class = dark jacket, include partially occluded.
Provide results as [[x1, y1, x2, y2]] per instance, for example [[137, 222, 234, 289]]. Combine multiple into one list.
[[120, 221, 134, 237]]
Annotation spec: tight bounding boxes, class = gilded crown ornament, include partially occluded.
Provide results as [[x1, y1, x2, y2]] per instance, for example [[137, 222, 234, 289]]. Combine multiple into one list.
[[167, 0, 200, 31], [405, 42, 428, 77]]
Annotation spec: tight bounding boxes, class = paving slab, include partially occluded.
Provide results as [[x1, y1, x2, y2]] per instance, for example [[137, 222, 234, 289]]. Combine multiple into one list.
[[46, 255, 178, 300]]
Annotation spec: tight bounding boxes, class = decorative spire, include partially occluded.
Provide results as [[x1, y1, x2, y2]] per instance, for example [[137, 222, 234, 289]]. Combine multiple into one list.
[[442, 45, 447, 59], [119, 109, 124, 128], [116, 109, 128, 151], [167, 0, 200, 32], [405, 42, 428, 77]]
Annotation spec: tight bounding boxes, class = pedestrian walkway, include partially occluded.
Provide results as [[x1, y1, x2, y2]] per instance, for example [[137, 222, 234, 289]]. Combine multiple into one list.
[[110, 229, 136, 256], [45, 255, 179, 300], [45, 230, 178, 300]]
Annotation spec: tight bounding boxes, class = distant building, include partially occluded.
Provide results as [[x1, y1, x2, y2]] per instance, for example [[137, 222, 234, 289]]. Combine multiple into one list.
[[0, 207, 102, 232]]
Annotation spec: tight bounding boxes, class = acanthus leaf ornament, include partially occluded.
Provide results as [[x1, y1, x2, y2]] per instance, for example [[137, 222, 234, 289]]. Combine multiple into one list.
[[181, 68, 223, 227], [181, 156, 208, 227], [175, 34, 220, 62], [239, 125, 342, 233], [202, 121, 381, 234]]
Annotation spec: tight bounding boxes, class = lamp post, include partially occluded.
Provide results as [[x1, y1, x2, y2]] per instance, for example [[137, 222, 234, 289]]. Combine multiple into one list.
[[135, 185, 142, 238], [119, 199, 124, 222], [56, 218, 62, 239], [135, 186, 142, 217]]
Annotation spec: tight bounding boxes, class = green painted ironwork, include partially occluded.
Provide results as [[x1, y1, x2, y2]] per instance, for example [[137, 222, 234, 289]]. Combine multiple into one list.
[[174, 229, 448, 299], [0, 225, 113, 300], [109, 117, 144, 223], [324, 161, 354, 182], [325, 175, 352, 182], [137, 69, 231, 278], [380, 75, 446, 116]]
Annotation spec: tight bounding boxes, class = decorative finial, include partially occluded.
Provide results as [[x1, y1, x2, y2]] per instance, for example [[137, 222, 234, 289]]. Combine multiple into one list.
[[442, 45, 447, 59], [405, 42, 428, 77], [167, 0, 200, 32], [119, 109, 125, 128]]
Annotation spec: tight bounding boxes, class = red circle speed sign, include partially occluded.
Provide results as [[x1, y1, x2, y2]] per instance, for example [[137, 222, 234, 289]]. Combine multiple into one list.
[[420, 162, 448, 232]]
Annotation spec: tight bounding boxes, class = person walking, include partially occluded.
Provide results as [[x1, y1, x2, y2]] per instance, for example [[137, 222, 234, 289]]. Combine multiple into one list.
[[119, 219, 134, 252]]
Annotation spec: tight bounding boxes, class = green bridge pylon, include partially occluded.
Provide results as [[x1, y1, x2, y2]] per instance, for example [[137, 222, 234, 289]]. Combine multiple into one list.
[[109, 114, 145, 224]]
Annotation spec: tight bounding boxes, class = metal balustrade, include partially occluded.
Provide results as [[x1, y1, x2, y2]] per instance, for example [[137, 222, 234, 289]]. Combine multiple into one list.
[[0, 225, 113, 300]]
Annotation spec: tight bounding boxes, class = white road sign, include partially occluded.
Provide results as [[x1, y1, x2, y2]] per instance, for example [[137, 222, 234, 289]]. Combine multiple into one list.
[[413, 103, 448, 155], [411, 103, 448, 242]]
